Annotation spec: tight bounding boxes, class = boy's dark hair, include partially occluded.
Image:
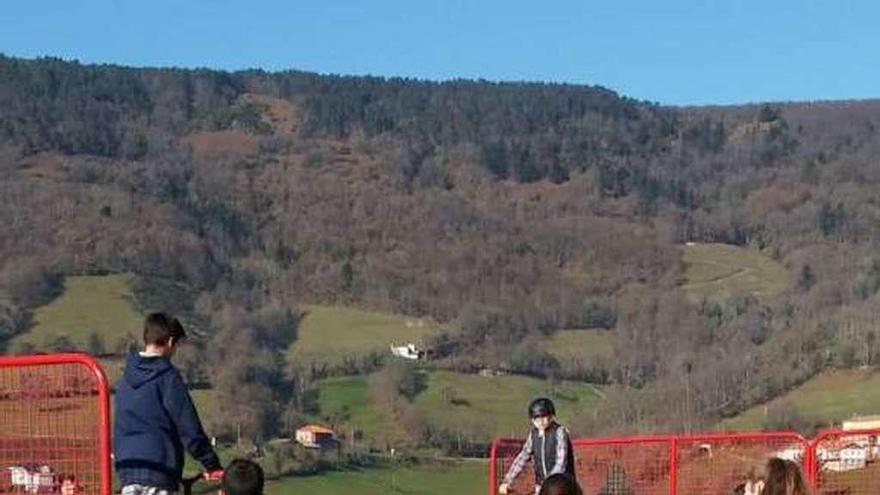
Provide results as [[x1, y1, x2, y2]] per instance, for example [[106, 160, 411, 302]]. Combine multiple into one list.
[[222, 459, 264, 495], [143, 312, 186, 346], [540, 474, 583, 495]]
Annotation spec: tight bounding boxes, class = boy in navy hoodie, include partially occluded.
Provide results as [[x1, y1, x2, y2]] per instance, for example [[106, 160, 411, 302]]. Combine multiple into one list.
[[114, 313, 223, 495]]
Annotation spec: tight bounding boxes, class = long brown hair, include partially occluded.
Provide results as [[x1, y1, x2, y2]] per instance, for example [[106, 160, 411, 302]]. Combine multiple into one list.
[[763, 458, 808, 495]]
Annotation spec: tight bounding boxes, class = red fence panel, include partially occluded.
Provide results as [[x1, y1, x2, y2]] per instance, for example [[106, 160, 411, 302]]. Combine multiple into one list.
[[490, 438, 538, 495], [675, 433, 808, 495], [0, 354, 111, 495], [811, 428, 880, 495], [491, 436, 674, 495], [490, 432, 810, 495], [574, 436, 673, 495]]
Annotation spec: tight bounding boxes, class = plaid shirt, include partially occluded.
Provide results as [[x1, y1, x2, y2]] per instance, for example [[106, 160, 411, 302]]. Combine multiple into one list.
[[117, 465, 179, 493], [121, 484, 175, 495], [503, 423, 572, 485]]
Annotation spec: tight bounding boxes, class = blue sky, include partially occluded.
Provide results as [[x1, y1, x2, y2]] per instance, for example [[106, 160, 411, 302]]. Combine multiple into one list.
[[1, 0, 877, 105]]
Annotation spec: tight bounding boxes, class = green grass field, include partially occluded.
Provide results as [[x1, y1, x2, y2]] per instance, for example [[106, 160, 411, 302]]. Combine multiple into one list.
[[265, 462, 486, 495], [542, 329, 613, 364], [134, 384, 483, 490], [414, 370, 604, 439], [314, 376, 386, 439], [13, 274, 144, 351], [314, 370, 604, 442], [721, 369, 880, 431], [289, 305, 443, 366], [681, 243, 791, 302]]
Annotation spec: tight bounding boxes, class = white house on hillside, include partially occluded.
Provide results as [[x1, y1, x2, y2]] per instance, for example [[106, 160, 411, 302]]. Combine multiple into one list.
[[390, 343, 423, 360]]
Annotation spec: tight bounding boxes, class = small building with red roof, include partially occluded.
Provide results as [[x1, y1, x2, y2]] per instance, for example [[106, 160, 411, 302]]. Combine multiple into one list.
[[295, 424, 336, 448]]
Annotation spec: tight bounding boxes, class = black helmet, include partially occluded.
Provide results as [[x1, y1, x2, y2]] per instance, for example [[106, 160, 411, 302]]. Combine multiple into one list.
[[528, 397, 556, 418]]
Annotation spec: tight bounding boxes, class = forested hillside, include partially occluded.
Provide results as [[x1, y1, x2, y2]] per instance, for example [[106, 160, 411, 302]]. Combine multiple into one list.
[[2, 55, 880, 442]]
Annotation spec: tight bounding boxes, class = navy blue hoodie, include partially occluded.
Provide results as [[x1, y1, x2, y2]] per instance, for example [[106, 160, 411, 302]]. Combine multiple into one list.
[[113, 351, 220, 491]]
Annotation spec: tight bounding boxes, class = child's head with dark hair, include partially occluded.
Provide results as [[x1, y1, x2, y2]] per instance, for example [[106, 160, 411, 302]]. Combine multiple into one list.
[[59, 475, 78, 495], [540, 474, 582, 495], [142, 312, 186, 355], [221, 459, 264, 495], [763, 458, 807, 495]]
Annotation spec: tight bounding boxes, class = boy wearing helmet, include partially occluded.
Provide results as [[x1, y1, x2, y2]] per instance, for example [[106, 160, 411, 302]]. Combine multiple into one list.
[[499, 398, 575, 495]]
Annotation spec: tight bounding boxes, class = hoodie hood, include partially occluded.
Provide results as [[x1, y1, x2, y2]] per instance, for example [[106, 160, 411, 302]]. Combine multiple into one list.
[[124, 350, 173, 389]]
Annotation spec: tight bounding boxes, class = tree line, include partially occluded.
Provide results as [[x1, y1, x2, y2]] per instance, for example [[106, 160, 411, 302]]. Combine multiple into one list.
[[2, 55, 880, 444]]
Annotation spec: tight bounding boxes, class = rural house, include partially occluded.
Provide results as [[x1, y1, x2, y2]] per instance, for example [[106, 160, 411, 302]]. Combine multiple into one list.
[[295, 424, 336, 448]]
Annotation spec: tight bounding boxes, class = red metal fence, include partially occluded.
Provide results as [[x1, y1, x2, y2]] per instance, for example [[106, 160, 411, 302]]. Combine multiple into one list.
[[4, 352, 880, 495], [492, 430, 880, 495], [0, 354, 111, 495], [675, 433, 808, 495], [811, 428, 880, 495], [570, 436, 673, 495]]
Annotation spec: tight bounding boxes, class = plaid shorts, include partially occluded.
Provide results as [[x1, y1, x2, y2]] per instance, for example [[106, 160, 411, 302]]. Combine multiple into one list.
[[121, 485, 176, 495]]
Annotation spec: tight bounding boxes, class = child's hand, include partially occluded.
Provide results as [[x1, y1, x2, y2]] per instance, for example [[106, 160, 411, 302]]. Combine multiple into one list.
[[204, 470, 225, 482], [498, 482, 510, 494]]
